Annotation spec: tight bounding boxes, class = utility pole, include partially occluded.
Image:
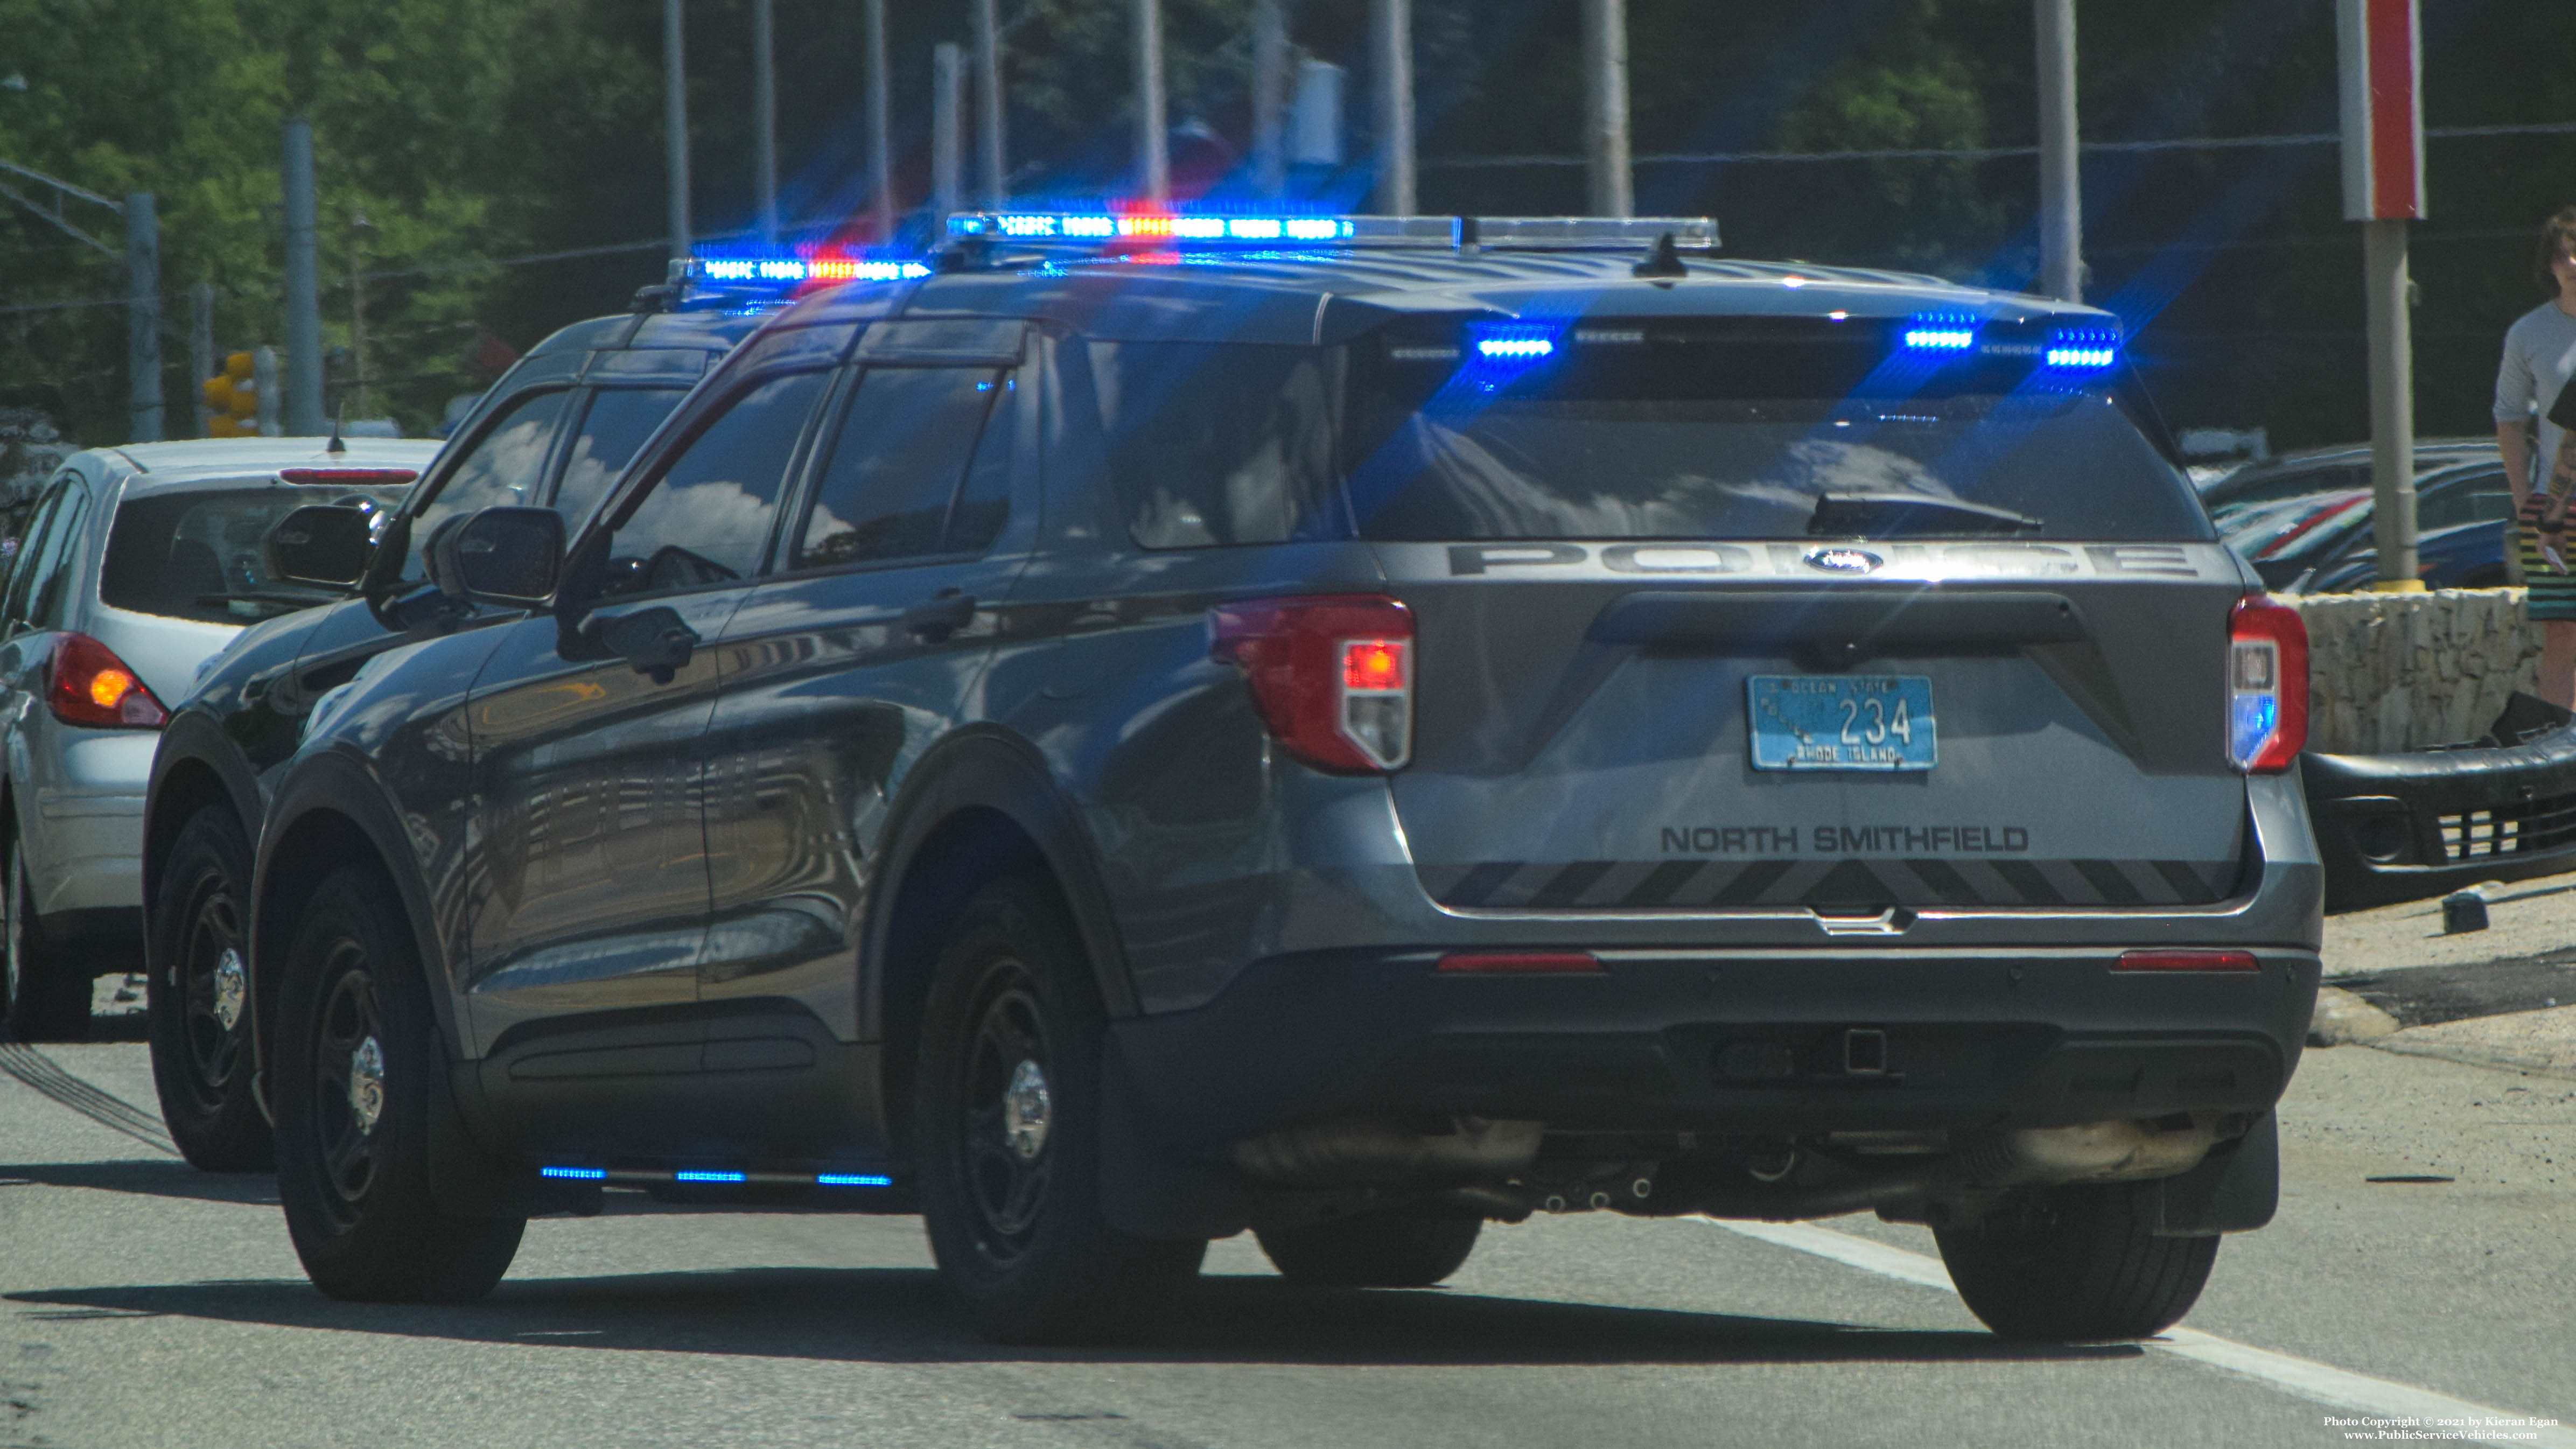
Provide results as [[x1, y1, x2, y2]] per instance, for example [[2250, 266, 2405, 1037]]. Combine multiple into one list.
[[664, 0, 692, 261], [972, 0, 1007, 207], [1580, 0, 1632, 218], [1251, 0, 1289, 199], [188, 282, 214, 438], [932, 43, 965, 221], [752, 0, 778, 243], [864, 0, 893, 241], [1132, 0, 1169, 207], [253, 345, 281, 438], [348, 210, 374, 419], [2034, 0, 2082, 302], [2341, 0, 2426, 590], [122, 191, 162, 442], [281, 120, 323, 437], [1370, 0, 1414, 214]]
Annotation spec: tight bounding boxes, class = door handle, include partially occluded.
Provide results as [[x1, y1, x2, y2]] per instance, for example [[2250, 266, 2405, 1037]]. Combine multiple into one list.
[[902, 588, 977, 642]]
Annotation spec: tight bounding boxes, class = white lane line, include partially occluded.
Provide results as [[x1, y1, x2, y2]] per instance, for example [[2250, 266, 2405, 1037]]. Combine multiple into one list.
[[1712, 1220, 2576, 1449]]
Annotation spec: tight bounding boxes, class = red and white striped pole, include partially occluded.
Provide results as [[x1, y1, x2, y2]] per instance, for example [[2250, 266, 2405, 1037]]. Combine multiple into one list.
[[2340, 0, 2425, 591]]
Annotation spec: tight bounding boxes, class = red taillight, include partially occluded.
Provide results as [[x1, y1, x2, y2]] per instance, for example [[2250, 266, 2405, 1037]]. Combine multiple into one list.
[[47, 633, 169, 728], [1435, 952, 1603, 974], [278, 467, 418, 486], [2116, 949, 2259, 972], [2228, 595, 2307, 773], [1210, 595, 1414, 773]]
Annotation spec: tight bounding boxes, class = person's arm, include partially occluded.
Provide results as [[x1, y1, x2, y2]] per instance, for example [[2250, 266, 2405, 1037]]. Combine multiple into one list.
[[2502, 421, 2535, 507], [2498, 328, 2537, 501]]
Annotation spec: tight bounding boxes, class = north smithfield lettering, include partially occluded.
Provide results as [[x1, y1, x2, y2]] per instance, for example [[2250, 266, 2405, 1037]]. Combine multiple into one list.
[[1661, 824, 2031, 855]]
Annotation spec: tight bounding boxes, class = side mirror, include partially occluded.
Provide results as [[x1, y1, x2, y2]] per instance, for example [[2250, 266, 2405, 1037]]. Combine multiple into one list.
[[264, 505, 376, 588], [425, 507, 563, 606]]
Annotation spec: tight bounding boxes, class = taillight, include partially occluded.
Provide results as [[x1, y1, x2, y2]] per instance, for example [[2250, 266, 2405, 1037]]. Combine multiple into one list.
[[2227, 596, 2307, 773], [47, 633, 169, 729], [1209, 595, 1413, 773]]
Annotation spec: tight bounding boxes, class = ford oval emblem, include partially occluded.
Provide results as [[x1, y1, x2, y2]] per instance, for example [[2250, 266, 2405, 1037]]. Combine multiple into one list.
[[1804, 547, 1884, 575]]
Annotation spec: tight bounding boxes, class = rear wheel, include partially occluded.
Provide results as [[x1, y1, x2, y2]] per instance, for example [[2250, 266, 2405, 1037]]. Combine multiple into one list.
[[1935, 1181, 2218, 1341], [1257, 1210, 1482, 1287], [915, 876, 1205, 1345], [146, 807, 271, 1170], [274, 867, 522, 1301], [4, 829, 92, 1041]]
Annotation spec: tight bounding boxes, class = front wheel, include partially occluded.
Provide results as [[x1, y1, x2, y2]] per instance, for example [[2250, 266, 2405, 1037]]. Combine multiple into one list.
[[1935, 1181, 2219, 1341], [273, 867, 522, 1301], [915, 876, 1205, 1345], [146, 808, 271, 1170], [4, 829, 92, 1041], [1257, 1210, 1482, 1287]]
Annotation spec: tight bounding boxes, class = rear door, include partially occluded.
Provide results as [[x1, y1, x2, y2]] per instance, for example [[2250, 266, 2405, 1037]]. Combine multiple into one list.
[[1350, 325, 2251, 914]]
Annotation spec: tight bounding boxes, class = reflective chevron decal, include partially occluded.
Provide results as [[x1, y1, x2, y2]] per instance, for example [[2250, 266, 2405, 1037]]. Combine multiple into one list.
[[1418, 856, 2241, 909]]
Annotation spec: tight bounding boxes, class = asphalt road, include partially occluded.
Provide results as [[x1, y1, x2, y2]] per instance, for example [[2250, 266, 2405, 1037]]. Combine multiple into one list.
[[4, 1006, 2572, 1449]]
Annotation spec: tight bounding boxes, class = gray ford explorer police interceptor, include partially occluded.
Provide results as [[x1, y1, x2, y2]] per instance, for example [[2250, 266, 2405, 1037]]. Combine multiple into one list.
[[222, 213, 2322, 1348]]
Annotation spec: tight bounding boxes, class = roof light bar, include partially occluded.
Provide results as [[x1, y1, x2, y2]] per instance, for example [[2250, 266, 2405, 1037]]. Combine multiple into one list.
[[679, 254, 932, 286], [945, 212, 1716, 253]]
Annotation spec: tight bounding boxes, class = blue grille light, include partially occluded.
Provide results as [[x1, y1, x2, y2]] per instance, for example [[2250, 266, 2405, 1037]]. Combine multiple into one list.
[[540, 1166, 606, 1181], [673, 1170, 748, 1184], [815, 1174, 895, 1187]]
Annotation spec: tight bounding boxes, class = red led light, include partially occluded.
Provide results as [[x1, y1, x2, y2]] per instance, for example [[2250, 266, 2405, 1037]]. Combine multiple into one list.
[[278, 467, 417, 486], [2115, 949, 2259, 972], [1342, 639, 1406, 692], [1435, 953, 1604, 974]]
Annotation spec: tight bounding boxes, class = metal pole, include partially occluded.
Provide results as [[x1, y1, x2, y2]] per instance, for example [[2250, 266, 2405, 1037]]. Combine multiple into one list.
[[864, 0, 893, 242], [753, 0, 778, 243], [932, 44, 964, 222], [972, 0, 1007, 208], [1132, 0, 1169, 207], [1370, 0, 1414, 215], [1579, 0, 1632, 218], [2366, 218, 2419, 587], [281, 121, 324, 437], [253, 345, 281, 438], [663, 0, 692, 260], [1251, 0, 1289, 199], [349, 211, 371, 419], [123, 191, 163, 443], [2035, 0, 2082, 302], [188, 282, 214, 438]]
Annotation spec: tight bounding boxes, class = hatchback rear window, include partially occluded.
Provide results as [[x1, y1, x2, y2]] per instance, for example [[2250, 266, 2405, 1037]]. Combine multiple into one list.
[[100, 486, 407, 623]]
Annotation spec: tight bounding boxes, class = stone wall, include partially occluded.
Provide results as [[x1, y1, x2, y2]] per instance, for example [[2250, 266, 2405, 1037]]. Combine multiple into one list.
[[2289, 589, 2542, 754]]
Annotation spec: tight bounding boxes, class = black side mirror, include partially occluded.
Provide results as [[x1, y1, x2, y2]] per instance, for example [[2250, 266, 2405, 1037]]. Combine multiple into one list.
[[264, 505, 376, 588], [425, 506, 564, 606]]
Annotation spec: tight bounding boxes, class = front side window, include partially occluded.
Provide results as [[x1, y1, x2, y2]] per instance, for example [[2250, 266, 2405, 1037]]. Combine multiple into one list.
[[791, 367, 1003, 570], [555, 387, 690, 528], [602, 370, 829, 597], [402, 388, 573, 580]]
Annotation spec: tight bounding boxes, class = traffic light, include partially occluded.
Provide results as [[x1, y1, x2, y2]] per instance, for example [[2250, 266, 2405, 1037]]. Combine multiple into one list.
[[203, 351, 256, 437]]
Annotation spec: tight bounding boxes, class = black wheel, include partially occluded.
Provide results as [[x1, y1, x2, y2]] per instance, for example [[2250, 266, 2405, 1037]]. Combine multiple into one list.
[[273, 866, 522, 1301], [4, 828, 92, 1041], [1256, 1210, 1483, 1287], [1935, 1181, 2220, 1341], [146, 807, 272, 1170], [915, 876, 1205, 1345]]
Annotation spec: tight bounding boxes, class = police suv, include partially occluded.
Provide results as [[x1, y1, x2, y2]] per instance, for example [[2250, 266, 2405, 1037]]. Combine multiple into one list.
[[206, 213, 2321, 1346]]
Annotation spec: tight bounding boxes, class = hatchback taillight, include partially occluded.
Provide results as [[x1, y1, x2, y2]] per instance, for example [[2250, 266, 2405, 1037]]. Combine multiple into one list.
[[1209, 595, 1414, 773], [48, 633, 169, 728], [2227, 596, 2307, 773]]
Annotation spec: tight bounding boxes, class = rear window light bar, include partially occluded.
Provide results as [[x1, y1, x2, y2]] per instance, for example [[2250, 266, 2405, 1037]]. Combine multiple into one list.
[[944, 212, 1716, 253]]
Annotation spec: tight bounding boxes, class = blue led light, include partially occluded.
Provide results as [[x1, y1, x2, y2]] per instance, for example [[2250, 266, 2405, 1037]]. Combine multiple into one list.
[[2042, 326, 2121, 370], [540, 1166, 606, 1181], [691, 255, 930, 285], [1903, 328, 1977, 350], [815, 1174, 895, 1187], [1475, 337, 1556, 360], [673, 1170, 747, 1184], [2230, 695, 2278, 768]]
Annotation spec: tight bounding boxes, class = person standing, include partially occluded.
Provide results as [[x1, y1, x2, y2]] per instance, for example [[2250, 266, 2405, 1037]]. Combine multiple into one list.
[[2496, 207, 2576, 708]]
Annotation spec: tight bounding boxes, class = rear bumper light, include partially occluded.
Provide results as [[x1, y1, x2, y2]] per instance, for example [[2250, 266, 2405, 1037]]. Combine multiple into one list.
[[2115, 949, 2258, 972], [2228, 595, 2308, 773], [1434, 951, 1603, 974]]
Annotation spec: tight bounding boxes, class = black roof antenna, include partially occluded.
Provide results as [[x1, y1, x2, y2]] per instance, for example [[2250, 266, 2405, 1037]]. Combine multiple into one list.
[[1633, 231, 1688, 281], [327, 407, 347, 455]]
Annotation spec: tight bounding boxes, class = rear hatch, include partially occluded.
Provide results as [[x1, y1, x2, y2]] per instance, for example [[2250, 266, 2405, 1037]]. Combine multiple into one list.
[[1349, 316, 2252, 913]]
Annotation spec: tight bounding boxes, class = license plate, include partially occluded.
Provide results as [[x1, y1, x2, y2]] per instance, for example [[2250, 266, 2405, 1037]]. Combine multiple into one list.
[[1748, 675, 1937, 771]]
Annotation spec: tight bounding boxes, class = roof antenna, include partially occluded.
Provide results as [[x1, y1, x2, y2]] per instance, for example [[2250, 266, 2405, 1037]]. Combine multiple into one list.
[[327, 405, 347, 455], [1633, 231, 1688, 281]]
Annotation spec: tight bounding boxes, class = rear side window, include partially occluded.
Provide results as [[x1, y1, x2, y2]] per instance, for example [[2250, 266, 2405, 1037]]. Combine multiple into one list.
[[555, 387, 690, 527], [24, 485, 92, 629], [792, 367, 1003, 570], [102, 487, 410, 623], [1089, 342, 1341, 549]]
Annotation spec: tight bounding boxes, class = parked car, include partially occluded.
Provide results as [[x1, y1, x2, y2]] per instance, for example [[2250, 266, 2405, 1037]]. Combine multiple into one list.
[[216, 214, 2316, 1348], [141, 298, 759, 1170], [2198, 437, 2499, 528], [1, 437, 433, 1043], [2220, 454, 2513, 593]]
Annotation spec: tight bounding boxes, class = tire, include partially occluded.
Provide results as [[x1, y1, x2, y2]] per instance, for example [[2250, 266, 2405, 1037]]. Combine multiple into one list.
[[1256, 1210, 1482, 1288], [273, 866, 523, 1301], [1935, 1181, 2220, 1342], [146, 807, 272, 1171], [4, 828, 92, 1041], [914, 875, 1205, 1345]]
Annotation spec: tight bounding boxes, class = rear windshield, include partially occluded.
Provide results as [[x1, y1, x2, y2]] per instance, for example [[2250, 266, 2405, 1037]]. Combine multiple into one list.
[[101, 487, 407, 623]]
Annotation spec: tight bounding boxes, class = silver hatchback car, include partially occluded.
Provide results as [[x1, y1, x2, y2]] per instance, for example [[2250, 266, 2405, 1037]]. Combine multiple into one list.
[[1, 437, 435, 1038]]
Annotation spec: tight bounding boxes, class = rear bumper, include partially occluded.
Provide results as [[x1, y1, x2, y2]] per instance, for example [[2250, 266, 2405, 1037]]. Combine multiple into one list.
[[2303, 730, 2576, 911], [1109, 946, 2320, 1156]]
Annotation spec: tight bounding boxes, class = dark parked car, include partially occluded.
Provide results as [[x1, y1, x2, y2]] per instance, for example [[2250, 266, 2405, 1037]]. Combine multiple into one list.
[[2221, 454, 2514, 593], [140, 298, 760, 1171], [201, 214, 2319, 1347], [2199, 438, 2501, 528]]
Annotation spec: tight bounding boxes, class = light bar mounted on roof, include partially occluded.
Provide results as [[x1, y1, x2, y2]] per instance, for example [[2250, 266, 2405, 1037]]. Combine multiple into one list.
[[944, 212, 1718, 253], [673, 254, 932, 285]]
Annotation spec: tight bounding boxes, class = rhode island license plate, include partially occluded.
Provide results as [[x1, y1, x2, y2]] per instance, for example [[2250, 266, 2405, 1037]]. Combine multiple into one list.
[[1747, 675, 1937, 771]]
